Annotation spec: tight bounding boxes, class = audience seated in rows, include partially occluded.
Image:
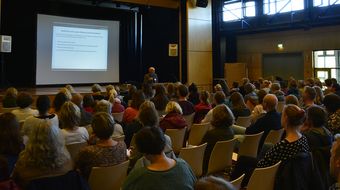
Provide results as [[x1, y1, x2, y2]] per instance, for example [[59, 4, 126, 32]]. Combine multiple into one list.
[[201, 91, 226, 123], [122, 127, 196, 190], [194, 176, 235, 190], [246, 94, 282, 151], [83, 94, 95, 114], [285, 94, 299, 106], [177, 84, 195, 116], [91, 84, 104, 101], [302, 86, 316, 109], [167, 83, 177, 100], [229, 92, 251, 120], [201, 104, 234, 174], [11, 92, 38, 121], [287, 79, 301, 99], [123, 85, 137, 106], [108, 89, 125, 113], [59, 101, 89, 145], [151, 84, 169, 113], [123, 90, 145, 124], [142, 83, 154, 100], [0, 113, 23, 181], [71, 93, 93, 126], [314, 86, 324, 106], [243, 83, 258, 111], [76, 112, 127, 180], [2, 87, 18, 108], [271, 83, 285, 102], [250, 89, 267, 123], [12, 119, 73, 188], [188, 83, 200, 106], [52, 92, 69, 115], [159, 101, 187, 132], [194, 91, 212, 123]]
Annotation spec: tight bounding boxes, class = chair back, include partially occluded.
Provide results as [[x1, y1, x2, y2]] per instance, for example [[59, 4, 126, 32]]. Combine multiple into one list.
[[236, 116, 252, 128], [187, 123, 210, 146], [2, 107, 18, 113], [183, 113, 195, 130], [179, 143, 207, 177], [264, 129, 284, 145], [238, 132, 264, 158], [88, 160, 130, 190], [230, 174, 245, 190], [112, 112, 124, 123], [247, 161, 281, 190], [207, 138, 236, 175], [165, 127, 187, 154], [66, 142, 88, 162], [277, 101, 285, 113]]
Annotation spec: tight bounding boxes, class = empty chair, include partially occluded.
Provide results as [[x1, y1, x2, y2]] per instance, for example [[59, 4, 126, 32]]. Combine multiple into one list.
[[179, 143, 207, 177], [247, 161, 281, 190], [264, 128, 284, 145], [88, 160, 130, 190], [230, 174, 245, 190], [183, 113, 195, 130], [66, 142, 88, 162], [112, 112, 124, 123], [2, 107, 19, 113], [187, 123, 210, 146], [165, 127, 187, 154], [277, 101, 285, 113], [207, 138, 236, 175], [238, 132, 264, 158], [236, 116, 252, 128]]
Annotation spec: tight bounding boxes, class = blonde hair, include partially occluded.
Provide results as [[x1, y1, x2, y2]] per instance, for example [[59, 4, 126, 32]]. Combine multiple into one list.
[[19, 120, 70, 169], [4, 87, 18, 98], [59, 101, 81, 129], [165, 101, 183, 115], [65, 84, 76, 94], [59, 87, 72, 100], [95, 100, 113, 114]]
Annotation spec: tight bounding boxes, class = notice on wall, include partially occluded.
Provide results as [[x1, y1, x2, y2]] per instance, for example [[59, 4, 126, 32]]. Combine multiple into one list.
[[168, 44, 178, 57]]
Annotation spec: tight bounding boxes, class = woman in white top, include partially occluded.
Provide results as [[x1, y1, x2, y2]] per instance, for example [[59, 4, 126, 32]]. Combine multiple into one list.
[[59, 101, 89, 145], [11, 92, 38, 121]]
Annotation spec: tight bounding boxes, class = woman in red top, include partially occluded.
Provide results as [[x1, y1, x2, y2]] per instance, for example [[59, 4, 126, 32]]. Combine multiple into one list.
[[159, 101, 187, 132], [194, 91, 212, 123], [123, 90, 146, 124]]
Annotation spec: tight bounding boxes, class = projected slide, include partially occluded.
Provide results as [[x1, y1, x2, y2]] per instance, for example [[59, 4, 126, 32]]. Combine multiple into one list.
[[36, 14, 120, 85], [52, 24, 108, 71]]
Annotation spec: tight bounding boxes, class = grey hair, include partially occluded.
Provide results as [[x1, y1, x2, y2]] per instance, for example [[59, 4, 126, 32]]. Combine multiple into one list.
[[96, 100, 113, 114], [20, 120, 70, 169]]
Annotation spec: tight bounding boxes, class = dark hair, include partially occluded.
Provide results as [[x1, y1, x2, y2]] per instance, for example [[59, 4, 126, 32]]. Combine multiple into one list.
[[289, 80, 298, 88], [152, 85, 169, 111], [211, 105, 234, 128], [131, 90, 146, 109], [325, 78, 333, 87], [135, 127, 165, 155], [92, 112, 114, 139], [36, 95, 51, 115], [195, 176, 236, 190], [138, 101, 159, 127], [167, 83, 176, 98], [214, 91, 226, 105], [331, 78, 338, 85], [0, 113, 22, 155], [189, 83, 198, 93], [285, 95, 299, 106], [232, 82, 239, 88], [200, 91, 210, 104], [284, 104, 306, 127], [306, 106, 327, 128], [142, 83, 154, 99], [323, 94, 340, 113], [244, 83, 255, 94], [53, 92, 68, 112], [257, 90, 268, 104], [304, 86, 316, 100], [178, 84, 189, 97], [128, 85, 138, 97], [16, 92, 33, 109], [83, 94, 95, 108], [230, 92, 247, 109]]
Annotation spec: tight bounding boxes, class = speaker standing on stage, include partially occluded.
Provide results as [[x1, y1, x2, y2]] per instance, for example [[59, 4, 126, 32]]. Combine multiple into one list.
[[144, 67, 158, 84]]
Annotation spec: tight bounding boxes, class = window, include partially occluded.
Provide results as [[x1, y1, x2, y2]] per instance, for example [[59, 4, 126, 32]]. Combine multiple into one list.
[[264, 0, 304, 15], [313, 50, 340, 82], [223, 1, 256, 22], [314, 0, 340, 7]]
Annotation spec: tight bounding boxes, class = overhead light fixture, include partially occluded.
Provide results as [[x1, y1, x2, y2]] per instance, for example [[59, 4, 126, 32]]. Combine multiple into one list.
[[277, 43, 284, 50]]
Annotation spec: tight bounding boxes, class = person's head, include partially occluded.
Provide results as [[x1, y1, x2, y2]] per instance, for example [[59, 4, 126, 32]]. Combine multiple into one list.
[[135, 127, 165, 155], [59, 101, 81, 129], [95, 99, 113, 114], [305, 106, 327, 128], [71, 93, 83, 108], [138, 101, 159, 127], [214, 91, 226, 105], [167, 83, 176, 97], [289, 79, 298, 89], [331, 78, 338, 85], [4, 87, 18, 99], [306, 78, 315, 87], [83, 94, 95, 108], [154, 84, 167, 97], [131, 90, 146, 110], [128, 85, 138, 96], [189, 83, 198, 94], [232, 82, 239, 88], [324, 94, 340, 113], [285, 95, 299, 106], [211, 105, 234, 128], [194, 176, 236, 190], [244, 83, 255, 94], [142, 83, 154, 99], [58, 87, 72, 100], [16, 92, 33, 109], [92, 112, 115, 140], [262, 80, 270, 88], [91, 84, 102, 93], [165, 101, 183, 115], [330, 135, 340, 180], [177, 84, 189, 98], [242, 78, 250, 85], [53, 92, 68, 112], [262, 94, 278, 112], [214, 84, 223, 92], [106, 85, 114, 95], [230, 92, 246, 109], [0, 113, 22, 155], [270, 83, 281, 92], [199, 91, 210, 104], [313, 86, 324, 105], [65, 84, 76, 94], [325, 78, 333, 87], [21, 119, 69, 169], [303, 86, 316, 104], [148, 67, 155, 74], [257, 90, 268, 104], [281, 104, 306, 129], [36, 95, 51, 115]]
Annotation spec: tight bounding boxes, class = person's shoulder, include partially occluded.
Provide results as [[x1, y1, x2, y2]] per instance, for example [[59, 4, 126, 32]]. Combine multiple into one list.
[[123, 167, 148, 188]]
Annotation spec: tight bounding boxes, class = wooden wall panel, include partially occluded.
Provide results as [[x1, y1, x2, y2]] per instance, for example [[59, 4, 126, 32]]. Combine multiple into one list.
[[187, 51, 212, 85], [188, 19, 212, 51]]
